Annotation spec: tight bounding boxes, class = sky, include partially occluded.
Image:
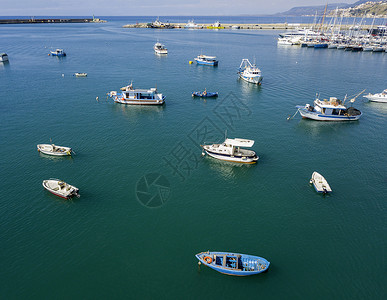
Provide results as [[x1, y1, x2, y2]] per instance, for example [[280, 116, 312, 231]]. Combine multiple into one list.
[[1, 0, 356, 16]]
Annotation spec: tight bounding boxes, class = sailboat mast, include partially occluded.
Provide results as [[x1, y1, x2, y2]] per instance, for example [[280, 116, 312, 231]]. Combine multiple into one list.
[[319, 3, 328, 33]]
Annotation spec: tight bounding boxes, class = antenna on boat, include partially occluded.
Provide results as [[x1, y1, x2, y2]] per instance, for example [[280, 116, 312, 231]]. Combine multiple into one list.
[[224, 130, 227, 141]]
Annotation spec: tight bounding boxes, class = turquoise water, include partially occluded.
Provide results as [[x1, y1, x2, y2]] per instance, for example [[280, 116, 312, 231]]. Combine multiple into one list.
[[1, 20, 386, 299]]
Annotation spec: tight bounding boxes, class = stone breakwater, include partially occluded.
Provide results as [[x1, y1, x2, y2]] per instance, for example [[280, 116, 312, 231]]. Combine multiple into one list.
[[123, 23, 373, 30], [0, 18, 106, 25]]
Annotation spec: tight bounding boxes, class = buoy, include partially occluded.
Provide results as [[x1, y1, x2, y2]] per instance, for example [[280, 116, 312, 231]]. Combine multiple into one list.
[[48, 53, 50, 56], [189, 61, 193, 64], [96, 96, 99, 101], [62, 74, 64, 77]]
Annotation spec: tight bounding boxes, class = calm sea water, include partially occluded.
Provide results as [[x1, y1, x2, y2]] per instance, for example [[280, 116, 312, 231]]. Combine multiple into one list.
[[0, 18, 386, 299]]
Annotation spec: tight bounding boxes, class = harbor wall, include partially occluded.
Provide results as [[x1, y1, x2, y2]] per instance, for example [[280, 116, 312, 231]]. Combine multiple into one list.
[[123, 23, 374, 30]]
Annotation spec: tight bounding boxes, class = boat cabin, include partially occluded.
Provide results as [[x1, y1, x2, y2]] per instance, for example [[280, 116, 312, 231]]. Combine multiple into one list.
[[312, 97, 347, 115], [196, 55, 217, 62], [0, 53, 9, 62], [122, 88, 163, 100]]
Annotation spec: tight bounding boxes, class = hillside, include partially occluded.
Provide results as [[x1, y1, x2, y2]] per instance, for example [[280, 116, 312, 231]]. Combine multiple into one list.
[[334, 1, 387, 17], [277, 0, 385, 16]]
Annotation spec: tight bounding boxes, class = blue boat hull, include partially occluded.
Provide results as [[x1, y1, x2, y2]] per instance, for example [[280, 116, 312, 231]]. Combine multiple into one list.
[[195, 60, 218, 66], [314, 44, 328, 48], [192, 92, 218, 98], [196, 251, 270, 276]]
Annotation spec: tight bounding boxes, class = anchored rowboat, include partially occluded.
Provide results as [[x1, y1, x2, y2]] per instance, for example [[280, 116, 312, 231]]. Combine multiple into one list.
[[42, 179, 79, 199], [196, 251, 270, 276], [37, 144, 72, 156], [192, 90, 218, 98]]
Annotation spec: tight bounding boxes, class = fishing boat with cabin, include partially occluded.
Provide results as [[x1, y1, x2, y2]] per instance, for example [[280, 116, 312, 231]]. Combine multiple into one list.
[[108, 83, 165, 105], [196, 251, 270, 276], [238, 59, 263, 84], [154, 42, 168, 54], [201, 138, 259, 164], [50, 49, 66, 56], [295, 91, 364, 121], [194, 55, 218, 66]]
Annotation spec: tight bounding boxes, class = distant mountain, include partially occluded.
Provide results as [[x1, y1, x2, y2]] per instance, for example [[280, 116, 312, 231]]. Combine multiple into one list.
[[276, 0, 381, 16], [276, 3, 348, 16]]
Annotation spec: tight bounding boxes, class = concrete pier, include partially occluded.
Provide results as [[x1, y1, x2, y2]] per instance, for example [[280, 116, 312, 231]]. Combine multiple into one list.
[[123, 22, 373, 30]]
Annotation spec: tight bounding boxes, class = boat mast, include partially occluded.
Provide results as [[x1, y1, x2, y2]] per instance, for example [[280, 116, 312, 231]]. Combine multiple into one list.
[[319, 3, 328, 34]]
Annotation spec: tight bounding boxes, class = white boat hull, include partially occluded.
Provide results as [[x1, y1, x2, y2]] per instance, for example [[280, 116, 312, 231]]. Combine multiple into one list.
[[298, 108, 361, 121], [203, 149, 258, 164], [239, 74, 262, 84], [114, 97, 165, 105], [310, 172, 332, 193], [155, 49, 168, 55], [364, 94, 387, 103], [43, 179, 79, 199], [37, 144, 72, 156]]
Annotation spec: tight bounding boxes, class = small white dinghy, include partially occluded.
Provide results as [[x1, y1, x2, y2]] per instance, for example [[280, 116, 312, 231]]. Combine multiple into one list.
[[75, 72, 87, 77], [310, 172, 332, 194], [37, 144, 72, 156], [42, 179, 80, 199]]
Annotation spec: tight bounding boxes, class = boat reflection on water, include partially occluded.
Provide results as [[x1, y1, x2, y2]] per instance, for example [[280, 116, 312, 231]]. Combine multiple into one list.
[[364, 101, 387, 117], [0, 60, 10, 69], [203, 156, 256, 180], [295, 117, 359, 137], [110, 102, 165, 121], [38, 152, 74, 162]]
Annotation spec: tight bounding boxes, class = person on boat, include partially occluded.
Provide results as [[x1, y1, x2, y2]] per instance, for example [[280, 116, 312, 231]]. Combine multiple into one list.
[[203, 89, 207, 96]]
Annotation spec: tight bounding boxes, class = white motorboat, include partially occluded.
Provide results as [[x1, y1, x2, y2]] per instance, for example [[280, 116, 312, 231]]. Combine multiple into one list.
[[75, 72, 87, 77], [238, 59, 263, 85], [154, 42, 168, 54], [37, 144, 72, 156], [0, 53, 9, 62], [296, 95, 362, 121], [363, 89, 387, 103], [43, 179, 79, 199], [277, 37, 292, 45], [201, 138, 259, 164], [279, 28, 321, 39], [310, 172, 332, 194], [185, 19, 199, 29], [108, 82, 165, 105]]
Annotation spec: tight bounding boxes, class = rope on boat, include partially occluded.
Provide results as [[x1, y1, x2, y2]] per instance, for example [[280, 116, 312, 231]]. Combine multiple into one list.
[[287, 109, 299, 121]]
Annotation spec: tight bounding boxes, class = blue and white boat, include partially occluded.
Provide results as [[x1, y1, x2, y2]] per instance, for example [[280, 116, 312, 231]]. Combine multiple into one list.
[[196, 251, 270, 276], [194, 55, 218, 66], [50, 49, 66, 56], [238, 59, 263, 85], [192, 89, 218, 98], [296, 95, 362, 121], [108, 83, 165, 105]]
